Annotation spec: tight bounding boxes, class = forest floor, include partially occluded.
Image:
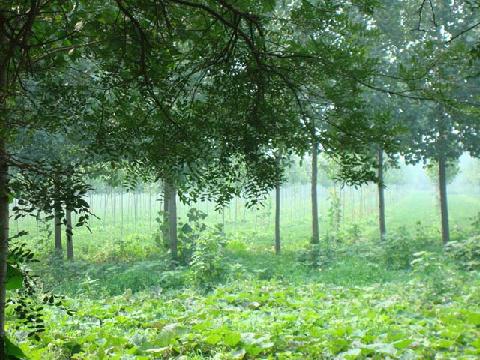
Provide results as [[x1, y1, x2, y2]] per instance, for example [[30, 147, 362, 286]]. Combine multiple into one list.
[[8, 190, 480, 359]]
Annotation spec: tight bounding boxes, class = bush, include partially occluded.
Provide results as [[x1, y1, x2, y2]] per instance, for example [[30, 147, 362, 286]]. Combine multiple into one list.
[[381, 227, 416, 270], [155, 208, 214, 265], [338, 222, 364, 244], [410, 251, 460, 301], [187, 225, 227, 289], [377, 226, 438, 270], [445, 235, 480, 271]]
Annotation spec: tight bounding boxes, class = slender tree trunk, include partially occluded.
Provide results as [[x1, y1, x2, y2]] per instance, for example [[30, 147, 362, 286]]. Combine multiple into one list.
[[234, 198, 238, 232], [120, 190, 124, 238], [103, 191, 107, 230], [0, 138, 9, 356], [438, 155, 450, 244], [311, 141, 320, 264], [162, 182, 170, 245], [54, 204, 62, 257], [112, 189, 115, 226], [168, 183, 178, 261], [275, 182, 281, 255], [377, 148, 386, 241], [359, 186, 364, 219], [66, 209, 73, 261], [133, 192, 137, 231], [149, 188, 152, 231], [334, 185, 341, 234]]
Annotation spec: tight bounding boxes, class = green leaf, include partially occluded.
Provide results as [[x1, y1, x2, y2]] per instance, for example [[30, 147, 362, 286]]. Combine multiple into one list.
[[465, 312, 480, 326], [6, 264, 23, 290], [5, 337, 26, 359], [224, 331, 241, 347], [205, 333, 222, 345], [393, 339, 413, 349], [261, 0, 276, 12]]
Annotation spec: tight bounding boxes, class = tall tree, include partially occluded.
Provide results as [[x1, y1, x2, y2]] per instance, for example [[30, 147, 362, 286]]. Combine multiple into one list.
[[165, 181, 178, 262], [66, 209, 74, 261], [54, 203, 62, 257], [369, 0, 480, 244], [274, 180, 281, 255], [377, 148, 386, 241], [274, 154, 284, 255], [311, 139, 320, 264]]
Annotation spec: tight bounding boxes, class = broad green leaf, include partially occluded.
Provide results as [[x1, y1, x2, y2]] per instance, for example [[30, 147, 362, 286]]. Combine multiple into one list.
[[205, 333, 222, 345], [5, 337, 26, 359], [224, 331, 241, 347], [6, 264, 23, 290], [394, 339, 413, 349], [465, 312, 480, 326]]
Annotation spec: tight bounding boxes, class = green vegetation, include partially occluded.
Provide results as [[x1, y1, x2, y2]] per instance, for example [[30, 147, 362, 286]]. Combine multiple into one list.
[[4, 185, 480, 359], [1, 0, 480, 359]]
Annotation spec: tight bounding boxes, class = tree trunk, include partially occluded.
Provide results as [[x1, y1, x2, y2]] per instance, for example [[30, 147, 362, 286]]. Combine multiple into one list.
[[167, 183, 178, 261], [149, 188, 152, 231], [112, 189, 116, 226], [311, 141, 320, 264], [0, 138, 9, 356], [438, 155, 450, 244], [377, 148, 386, 241], [275, 182, 281, 255], [162, 182, 170, 245], [133, 192, 137, 231], [234, 198, 238, 232], [66, 209, 73, 261], [103, 192, 107, 230], [120, 190, 124, 238], [54, 204, 62, 257]]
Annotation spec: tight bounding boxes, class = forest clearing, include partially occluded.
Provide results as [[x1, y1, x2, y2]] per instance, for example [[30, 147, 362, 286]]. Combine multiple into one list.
[[1, 0, 480, 359]]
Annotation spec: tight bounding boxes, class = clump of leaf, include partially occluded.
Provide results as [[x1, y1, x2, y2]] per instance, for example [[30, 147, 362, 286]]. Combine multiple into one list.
[[445, 235, 480, 271], [187, 225, 227, 290]]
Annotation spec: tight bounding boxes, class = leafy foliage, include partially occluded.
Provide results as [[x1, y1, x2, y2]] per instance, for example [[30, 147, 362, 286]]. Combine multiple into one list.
[[187, 226, 228, 289], [18, 275, 480, 359], [445, 235, 480, 271]]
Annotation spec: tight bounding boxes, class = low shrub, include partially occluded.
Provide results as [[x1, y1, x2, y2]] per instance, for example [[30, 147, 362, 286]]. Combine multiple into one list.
[[187, 226, 228, 289], [445, 235, 480, 271]]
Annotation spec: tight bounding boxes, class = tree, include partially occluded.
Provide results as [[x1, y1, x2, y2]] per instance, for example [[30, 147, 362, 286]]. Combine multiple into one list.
[[275, 180, 281, 255], [311, 132, 320, 263], [274, 155, 282, 255], [425, 158, 460, 240], [377, 148, 387, 240], [66, 209, 74, 261], [1, 0, 438, 355], [164, 180, 178, 262], [368, 0, 480, 244]]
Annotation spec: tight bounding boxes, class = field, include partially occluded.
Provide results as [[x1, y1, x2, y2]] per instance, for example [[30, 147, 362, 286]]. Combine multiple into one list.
[[7, 183, 480, 359]]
